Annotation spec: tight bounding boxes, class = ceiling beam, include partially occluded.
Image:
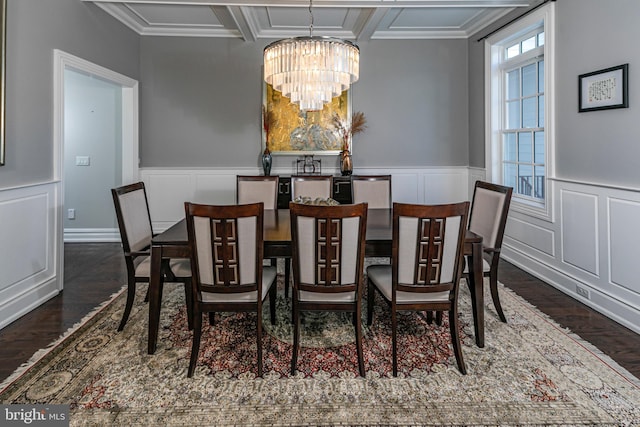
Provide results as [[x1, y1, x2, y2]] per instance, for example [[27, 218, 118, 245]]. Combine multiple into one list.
[[226, 6, 256, 41], [86, 0, 533, 8], [355, 8, 389, 42]]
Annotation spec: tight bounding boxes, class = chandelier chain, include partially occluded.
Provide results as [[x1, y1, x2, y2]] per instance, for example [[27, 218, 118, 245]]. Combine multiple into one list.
[[309, 0, 313, 37], [263, 0, 359, 111]]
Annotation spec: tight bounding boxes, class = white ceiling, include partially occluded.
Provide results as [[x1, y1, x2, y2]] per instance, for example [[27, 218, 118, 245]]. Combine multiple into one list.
[[86, 0, 540, 41]]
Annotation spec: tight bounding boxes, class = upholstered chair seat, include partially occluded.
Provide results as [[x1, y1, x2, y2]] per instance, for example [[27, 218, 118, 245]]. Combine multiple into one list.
[[367, 265, 450, 303], [462, 258, 491, 274], [199, 267, 276, 303]]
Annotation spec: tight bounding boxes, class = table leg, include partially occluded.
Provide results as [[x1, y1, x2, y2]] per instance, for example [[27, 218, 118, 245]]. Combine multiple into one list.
[[468, 241, 485, 348], [148, 245, 163, 354]]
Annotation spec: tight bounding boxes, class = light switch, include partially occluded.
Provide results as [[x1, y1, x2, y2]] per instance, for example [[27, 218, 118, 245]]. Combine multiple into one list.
[[75, 156, 90, 166]]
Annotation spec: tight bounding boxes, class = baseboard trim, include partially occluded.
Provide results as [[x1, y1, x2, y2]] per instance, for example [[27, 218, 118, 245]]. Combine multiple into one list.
[[64, 228, 120, 243], [501, 245, 640, 336]]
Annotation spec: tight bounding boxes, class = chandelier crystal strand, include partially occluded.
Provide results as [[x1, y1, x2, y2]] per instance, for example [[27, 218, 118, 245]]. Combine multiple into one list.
[[263, 0, 359, 112]]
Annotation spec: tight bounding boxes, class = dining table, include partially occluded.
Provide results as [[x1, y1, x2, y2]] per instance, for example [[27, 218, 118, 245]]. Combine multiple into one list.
[[147, 208, 486, 354]]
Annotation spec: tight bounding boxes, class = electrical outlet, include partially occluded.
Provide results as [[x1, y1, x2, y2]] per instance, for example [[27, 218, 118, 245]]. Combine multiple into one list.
[[576, 285, 590, 299], [67, 208, 75, 220]]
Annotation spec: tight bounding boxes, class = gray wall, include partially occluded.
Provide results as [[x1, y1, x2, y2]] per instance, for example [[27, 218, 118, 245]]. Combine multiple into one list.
[[469, 0, 640, 188], [64, 69, 122, 229], [554, 0, 639, 188], [139, 38, 469, 170], [0, 0, 139, 189]]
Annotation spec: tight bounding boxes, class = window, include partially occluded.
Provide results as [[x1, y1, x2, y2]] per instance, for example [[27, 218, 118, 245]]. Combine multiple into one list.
[[503, 34, 545, 200], [485, 4, 554, 218]]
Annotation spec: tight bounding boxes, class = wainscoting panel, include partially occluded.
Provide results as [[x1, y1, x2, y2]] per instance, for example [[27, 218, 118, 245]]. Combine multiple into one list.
[[145, 171, 194, 229], [608, 197, 640, 295], [421, 169, 469, 204], [193, 173, 236, 205], [468, 167, 486, 200], [560, 189, 599, 276], [140, 167, 471, 232], [502, 178, 640, 334], [388, 173, 420, 204], [504, 216, 555, 257], [0, 183, 60, 330]]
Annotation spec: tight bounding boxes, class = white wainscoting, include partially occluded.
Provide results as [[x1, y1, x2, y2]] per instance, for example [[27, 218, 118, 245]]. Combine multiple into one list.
[[140, 166, 474, 232], [502, 178, 640, 335], [0, 182, 61, 329], [54, 166, 640, 335]]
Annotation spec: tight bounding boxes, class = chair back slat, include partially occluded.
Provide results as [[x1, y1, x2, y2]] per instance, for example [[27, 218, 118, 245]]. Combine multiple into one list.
[[186, 203, 263, 295], [394, 202, 469, 295], [291, 203, 367, 294]]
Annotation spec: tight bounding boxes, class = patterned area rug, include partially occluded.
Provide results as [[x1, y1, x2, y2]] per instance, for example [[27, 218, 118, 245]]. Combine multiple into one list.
[[1, 263, 639, 426]]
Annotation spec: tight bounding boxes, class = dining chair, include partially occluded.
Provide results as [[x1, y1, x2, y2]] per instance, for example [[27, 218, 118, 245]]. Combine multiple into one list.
[[367, 201, 470, 376], [111, 182, 192, 332], [351, 175, 392, 209], [463, 180, 513, 323], [289, 202, 368, 376], [236, 175, 279, 209], [184, 201, 277, 378], [291, 175, 333, 200], [236, 175, 290, 295]]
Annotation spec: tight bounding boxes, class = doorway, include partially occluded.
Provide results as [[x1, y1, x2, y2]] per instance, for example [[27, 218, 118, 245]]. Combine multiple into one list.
[[53, 50, 139, 286]]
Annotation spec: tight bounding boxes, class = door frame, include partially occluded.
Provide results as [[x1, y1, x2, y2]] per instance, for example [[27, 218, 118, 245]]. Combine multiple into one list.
[[53, 49, 139, 287]]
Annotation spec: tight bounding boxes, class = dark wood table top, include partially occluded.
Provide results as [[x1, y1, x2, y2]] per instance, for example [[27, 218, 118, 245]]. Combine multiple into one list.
[[153, 208, 395, 246]]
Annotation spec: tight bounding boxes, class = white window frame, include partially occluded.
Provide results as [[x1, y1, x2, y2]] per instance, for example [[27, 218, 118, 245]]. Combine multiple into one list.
[[485, 3, 555, 221]]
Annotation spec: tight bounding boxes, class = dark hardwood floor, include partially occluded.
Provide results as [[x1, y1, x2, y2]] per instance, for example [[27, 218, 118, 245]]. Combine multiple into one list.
[[1, 243, 639, 382]]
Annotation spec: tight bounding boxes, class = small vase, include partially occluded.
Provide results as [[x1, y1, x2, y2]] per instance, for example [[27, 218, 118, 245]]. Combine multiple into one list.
[[340, 150, 352, 176], [261, 147, 272, 176]]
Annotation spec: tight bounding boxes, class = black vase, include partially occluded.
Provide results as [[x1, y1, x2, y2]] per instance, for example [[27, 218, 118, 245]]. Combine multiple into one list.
[[261, 149, 272, 176]]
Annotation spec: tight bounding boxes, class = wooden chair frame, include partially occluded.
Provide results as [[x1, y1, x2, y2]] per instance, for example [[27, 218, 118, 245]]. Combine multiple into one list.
[[367, 202, 470, 376], [184, 201, 277, 377], [111, 182, 192, 332], [289, 202, 368, 376], [464, 181, 513, 323]]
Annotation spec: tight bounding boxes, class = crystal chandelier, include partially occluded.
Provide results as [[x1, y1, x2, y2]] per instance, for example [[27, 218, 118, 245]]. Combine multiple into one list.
[[263, 0, 359, 112]]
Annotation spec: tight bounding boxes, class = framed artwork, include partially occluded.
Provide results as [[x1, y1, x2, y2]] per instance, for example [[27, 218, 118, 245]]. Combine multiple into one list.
[[262, 82, 351, 155], [579, 64, 628, 113], [0, 0, 5, 166]]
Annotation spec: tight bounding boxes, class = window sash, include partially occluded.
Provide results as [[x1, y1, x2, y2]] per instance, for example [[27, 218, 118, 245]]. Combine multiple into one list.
[[501, 55, 545, 201]]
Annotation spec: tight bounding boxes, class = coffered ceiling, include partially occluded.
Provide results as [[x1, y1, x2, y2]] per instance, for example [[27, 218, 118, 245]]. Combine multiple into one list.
[[85, 0, 539, 41]]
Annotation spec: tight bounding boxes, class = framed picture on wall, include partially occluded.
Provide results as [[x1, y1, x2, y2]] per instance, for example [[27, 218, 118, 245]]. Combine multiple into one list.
[[578, 64, 629, 113], [262, 82, 351, 155]]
